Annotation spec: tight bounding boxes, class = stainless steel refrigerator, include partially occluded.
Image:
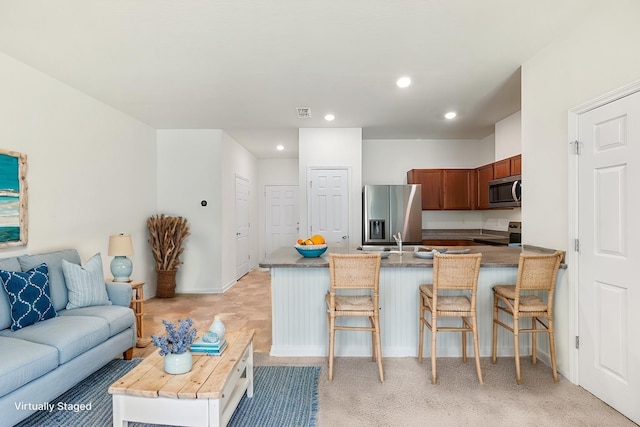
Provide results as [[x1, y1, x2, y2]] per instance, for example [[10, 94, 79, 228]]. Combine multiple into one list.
[[362, 184, 423, 245]]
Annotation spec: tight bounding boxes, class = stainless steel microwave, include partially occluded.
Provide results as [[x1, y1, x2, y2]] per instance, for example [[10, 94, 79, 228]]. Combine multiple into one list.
[[489, 175, 521, 208]]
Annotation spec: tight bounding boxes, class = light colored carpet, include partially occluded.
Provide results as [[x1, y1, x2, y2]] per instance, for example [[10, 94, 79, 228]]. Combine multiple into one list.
[[138, 269, 635, 426], [254, 353, 636, 427]]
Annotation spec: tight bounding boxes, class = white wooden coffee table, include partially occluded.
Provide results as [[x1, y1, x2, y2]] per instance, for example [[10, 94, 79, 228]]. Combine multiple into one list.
[[109, 329, 254, 427]]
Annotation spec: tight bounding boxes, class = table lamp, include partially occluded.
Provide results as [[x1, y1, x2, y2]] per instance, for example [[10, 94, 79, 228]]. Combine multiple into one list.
[[108, 233, 134, 282]]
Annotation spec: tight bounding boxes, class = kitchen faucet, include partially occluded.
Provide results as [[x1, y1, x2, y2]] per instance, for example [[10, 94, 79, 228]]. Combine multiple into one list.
[[393, 232, 402, 253]]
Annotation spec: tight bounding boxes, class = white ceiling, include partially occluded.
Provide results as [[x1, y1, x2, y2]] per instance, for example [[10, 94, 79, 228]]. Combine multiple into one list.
[[0, 0, 602, 159]]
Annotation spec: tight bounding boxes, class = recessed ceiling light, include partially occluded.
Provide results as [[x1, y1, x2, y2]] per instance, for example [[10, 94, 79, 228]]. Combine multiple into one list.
[[444, 111, 457, 120], [396, 76, 411, 88], [276, 144, 285, 151], [324, 114, 335, 121]]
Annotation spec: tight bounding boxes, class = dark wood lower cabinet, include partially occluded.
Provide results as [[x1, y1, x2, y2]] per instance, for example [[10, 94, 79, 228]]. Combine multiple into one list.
[[422, 239, 483, 246]]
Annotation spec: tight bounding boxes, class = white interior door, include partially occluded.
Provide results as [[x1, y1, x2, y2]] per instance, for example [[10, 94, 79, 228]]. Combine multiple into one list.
[[577, 90, 640, 424], [265, 185, 299, 256], [308, 168, 349, 247], [235, 176, 250, 280]]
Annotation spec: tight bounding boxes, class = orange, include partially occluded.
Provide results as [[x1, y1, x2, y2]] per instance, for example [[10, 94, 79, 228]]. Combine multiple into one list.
[[297, 238, 304, 245], [310, 234, 325, 244]]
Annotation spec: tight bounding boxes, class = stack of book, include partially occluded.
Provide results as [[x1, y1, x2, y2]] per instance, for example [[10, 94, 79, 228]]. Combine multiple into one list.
[[190, 337, 227, 356]]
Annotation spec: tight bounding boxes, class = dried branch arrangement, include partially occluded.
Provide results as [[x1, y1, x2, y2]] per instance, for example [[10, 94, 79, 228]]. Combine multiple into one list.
[[147, 214, 191, 271]]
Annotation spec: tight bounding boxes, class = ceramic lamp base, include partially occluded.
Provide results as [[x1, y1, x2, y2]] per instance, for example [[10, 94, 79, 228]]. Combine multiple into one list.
[[111, 256, 133, 282]]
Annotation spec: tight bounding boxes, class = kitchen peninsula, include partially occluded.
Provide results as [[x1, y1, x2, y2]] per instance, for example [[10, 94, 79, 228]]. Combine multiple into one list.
[[259, 245, 565, 359]]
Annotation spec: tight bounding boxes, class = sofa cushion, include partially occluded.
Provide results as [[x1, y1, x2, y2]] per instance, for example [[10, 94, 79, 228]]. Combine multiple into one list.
[[62, 253, 112, 309], [0, 315, 110, 364], [0, 263, 57, 331], [0, 257, 21, 330], [18, 249, 81, 312], [59, 305, 133, 338], [105, 281, 134, 308], [0, 336, 58, 398]]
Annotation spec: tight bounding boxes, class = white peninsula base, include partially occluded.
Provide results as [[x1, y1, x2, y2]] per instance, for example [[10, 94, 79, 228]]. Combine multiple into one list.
[[270, 264, 564, 360]]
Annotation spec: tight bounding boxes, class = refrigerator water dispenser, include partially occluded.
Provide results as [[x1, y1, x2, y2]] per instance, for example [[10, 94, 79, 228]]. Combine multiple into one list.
[[369, 219, 385, 240]]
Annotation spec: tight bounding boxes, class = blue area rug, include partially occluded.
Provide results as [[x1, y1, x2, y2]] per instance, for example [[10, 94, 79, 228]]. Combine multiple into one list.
[[16, 359, 320, 427]]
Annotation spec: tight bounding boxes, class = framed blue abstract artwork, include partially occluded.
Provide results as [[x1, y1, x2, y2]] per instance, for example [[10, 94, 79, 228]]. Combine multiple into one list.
[[0, 149, 27, 247]]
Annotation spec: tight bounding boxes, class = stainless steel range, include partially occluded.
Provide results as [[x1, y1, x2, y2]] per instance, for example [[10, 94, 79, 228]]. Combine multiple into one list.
[[508, 221, 522, 246]]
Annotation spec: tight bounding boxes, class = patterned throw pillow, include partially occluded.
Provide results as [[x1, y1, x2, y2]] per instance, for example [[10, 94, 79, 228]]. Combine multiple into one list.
[[62, 253, 112, 309], [0, 263, 57, 331]]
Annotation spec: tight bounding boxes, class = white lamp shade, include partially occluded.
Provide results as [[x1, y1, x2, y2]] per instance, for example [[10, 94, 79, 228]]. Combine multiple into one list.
[[108, 234, 134, 256]]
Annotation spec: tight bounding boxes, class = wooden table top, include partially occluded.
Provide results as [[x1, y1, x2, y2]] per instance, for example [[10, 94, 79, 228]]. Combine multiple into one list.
[[108, 329, 255, 400]]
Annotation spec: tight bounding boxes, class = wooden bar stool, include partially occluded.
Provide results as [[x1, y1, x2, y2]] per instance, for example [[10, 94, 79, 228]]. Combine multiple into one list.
[[418, 252, 483, 384], [326, 253, 383, 382], [491, 251, 563, 384]]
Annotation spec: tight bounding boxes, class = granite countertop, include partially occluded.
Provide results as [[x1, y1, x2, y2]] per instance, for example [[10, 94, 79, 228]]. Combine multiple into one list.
[[259, 245, 564, 269]]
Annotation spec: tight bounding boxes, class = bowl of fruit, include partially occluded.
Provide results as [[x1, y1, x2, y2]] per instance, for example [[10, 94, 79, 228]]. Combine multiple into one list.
[[295, 235, 328, 258]]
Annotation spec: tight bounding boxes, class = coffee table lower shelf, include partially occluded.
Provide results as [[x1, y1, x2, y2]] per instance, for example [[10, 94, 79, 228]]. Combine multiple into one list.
[[111, 377, 250, 427], [110, 329, 254, 427]]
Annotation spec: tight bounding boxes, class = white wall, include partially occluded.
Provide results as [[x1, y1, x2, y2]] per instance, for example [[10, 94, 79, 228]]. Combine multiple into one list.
[[156, 130, 223, 294], [363, 138, 494, 185], [0, 52, 157, 285], [522, 0, 640, 250], [479, 133, 496, 159], [257, 158, 298, 260], [521, 0, 640, 377], [299, 128, 362, 247], [221, 131, 259, 289], [156, 130, 259, 294], [494, 111, 522, 161]]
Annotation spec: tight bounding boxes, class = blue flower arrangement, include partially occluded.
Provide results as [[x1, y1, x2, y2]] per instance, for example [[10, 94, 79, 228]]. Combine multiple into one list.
[[151, 318, 197, 355]]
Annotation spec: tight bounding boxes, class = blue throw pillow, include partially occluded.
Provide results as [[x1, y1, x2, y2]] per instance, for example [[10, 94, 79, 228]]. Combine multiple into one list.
[[0, 263, 57, 331], [62, 253, 112, 309]]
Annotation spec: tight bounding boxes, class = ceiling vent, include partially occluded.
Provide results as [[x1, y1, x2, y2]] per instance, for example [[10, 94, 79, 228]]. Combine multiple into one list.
[[296, 107, 311, 119]]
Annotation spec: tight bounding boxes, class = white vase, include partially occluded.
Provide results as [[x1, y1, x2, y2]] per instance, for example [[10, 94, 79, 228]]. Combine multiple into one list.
[[164, 351, 193, 375], [210, 316, 226, 342]]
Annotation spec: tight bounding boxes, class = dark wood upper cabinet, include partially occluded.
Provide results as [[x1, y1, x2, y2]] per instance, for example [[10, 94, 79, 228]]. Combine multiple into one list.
[[475, 163, 494, 209], [493, 155, 521, 179], [443, 169, 473, 210], [408, 154, 520, 211], [493, 158, 511, 179], [407, 169, 472, 210], [510, 154, 522, 175], [407, 169, 442, 209]]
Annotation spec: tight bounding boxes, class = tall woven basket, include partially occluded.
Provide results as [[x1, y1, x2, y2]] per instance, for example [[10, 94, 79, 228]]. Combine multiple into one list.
[[156, 269, 177, 298]]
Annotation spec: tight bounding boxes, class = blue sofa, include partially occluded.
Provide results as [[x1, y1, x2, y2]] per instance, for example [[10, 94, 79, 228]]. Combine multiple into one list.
[[0, 249, 136, 426]]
